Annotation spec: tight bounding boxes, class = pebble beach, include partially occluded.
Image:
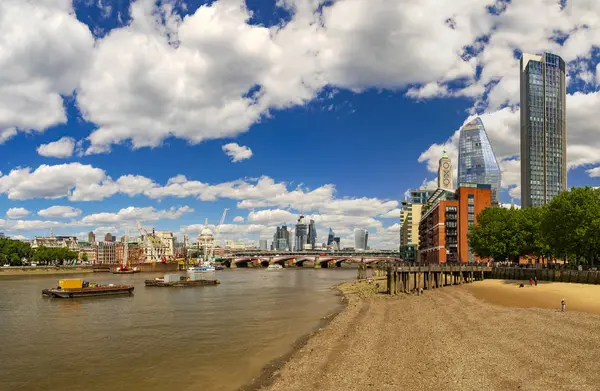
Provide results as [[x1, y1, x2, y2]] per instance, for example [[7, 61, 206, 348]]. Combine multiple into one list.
[[259, 279, 600, 391]]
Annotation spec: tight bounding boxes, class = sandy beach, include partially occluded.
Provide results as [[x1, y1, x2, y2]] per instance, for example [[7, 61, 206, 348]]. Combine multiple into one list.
[[259, 279, 600, 391]]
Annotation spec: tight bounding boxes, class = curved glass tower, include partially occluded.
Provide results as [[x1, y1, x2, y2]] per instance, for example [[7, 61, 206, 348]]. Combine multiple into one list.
[[458, 118, 501, 204]]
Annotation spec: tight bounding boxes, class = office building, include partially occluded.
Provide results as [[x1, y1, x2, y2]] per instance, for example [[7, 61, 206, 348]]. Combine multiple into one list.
[[259, 239, 268, 250], [458, 117, 501, 205], [307, 219, 317, 250], [520, 52, 567, 207], [77, 242, 97, 264], [418, 184, 492, 264], [31, 229, 79, 251], [438, 151, 454, 189], [295, 216, 308, 251], [354, 229, 368, 250], [327, 228, 335, 246], [104, 233, 116, 242], [399, 201, 423, 262], [410, 189, 435, 205], [88, 231, 96, 243], [97, 241, 116, 264], [272, 225, 292, 251]]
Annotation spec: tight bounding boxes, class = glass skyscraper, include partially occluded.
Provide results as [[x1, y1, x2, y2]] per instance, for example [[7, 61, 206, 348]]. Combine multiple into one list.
[[457, 117, 501, 205], [520, 52, 566, 207], [354, 229, 368, 250]]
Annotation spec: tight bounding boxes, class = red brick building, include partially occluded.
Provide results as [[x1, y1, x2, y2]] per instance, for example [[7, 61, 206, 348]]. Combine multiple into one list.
[[418, 184, 492, 264]]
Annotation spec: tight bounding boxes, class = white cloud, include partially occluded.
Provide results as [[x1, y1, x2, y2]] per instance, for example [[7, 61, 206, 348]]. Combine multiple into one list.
[[6, 207, 30, 219], [80, 206, 194, 225], [0, 163, 117, 201], [222, 143, 253, 162], [379, 208, 402, 219], [38, 206, 82, 218], [247, 209, 297, 225], [36, 137, 76, 158], [232, 216, 244, 223], [0, 0, 93, 141]]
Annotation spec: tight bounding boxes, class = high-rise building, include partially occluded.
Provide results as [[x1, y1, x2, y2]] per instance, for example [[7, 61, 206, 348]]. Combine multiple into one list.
[[410, 189, 435, 204], [438, 151, 454, 189], [272, 225, 292, 251], [88, 231, 96, 243], [354, 229, 368, 250], [520, 52, 567, 207], [327, 228, 335, 246], [259, 239, 268, 250], [458, 117, 501, 205], [104, 233, 115, 242], [295, 216, 308, 251], [307, 219, 317, 249]]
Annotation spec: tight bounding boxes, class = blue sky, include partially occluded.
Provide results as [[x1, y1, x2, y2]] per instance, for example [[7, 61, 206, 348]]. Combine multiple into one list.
[[1, 0, 600, 249]]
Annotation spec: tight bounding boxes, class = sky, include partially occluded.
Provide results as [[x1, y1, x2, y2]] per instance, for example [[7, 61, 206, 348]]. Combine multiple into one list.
[[1, 0, 600, 249]]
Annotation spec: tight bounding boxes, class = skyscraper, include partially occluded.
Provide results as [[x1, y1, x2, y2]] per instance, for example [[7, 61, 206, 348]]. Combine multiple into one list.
[[259, 239, 268, 250], [307, 219, 317, 249], [295, 216, 308, 251], [272, 225, 292, 251], [327, 228, 335, 246], [438, 151, 453, 189], [354, 229, 368, 250], [520, 52, 566, 207], [458, 117, 501, 205], [88, 231, 96, 243]]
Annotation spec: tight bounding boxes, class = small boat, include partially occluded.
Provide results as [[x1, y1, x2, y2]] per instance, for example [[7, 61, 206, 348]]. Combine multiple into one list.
[[215, 265, 224, 270], [112, 266, 140, 274], [145, 274, 220, 287], [42, 279, 134, 298], [266, 264, 283, 271], [187, 264, 215, 273]]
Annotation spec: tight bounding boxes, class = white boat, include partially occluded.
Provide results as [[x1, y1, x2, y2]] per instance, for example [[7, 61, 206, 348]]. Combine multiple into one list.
[[187, 264, 216, 273], [266, 264, 283, 271]]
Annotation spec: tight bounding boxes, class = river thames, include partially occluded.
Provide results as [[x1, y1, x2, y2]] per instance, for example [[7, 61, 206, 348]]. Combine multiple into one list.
[[0, 268, 354, 391]]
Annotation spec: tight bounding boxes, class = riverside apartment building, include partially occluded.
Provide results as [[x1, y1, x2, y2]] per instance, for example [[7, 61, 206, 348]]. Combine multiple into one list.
[[418, 184, 492, 264]]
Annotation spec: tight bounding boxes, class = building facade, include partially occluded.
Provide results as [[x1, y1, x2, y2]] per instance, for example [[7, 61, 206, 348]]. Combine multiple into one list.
[[418, 184, 492, 264], [116, 242, 144, 265], [354, 229, 368, 250], [259, 239, 268, 250], [458, 117, 501, 205], [78, 242, 97, 263], [32, 230, 79, 251], [88, 232, 96, 243], [97, 241, 116, 264], [520, 52, 567, 207], [437, 151, 454, 189], [295, 216, 308, 251], [273, 225, 292, 251], [307, 219, 317, 250]]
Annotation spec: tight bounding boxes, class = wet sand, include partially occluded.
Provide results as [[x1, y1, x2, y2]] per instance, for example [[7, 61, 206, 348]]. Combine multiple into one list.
[[259, 279, 600, 391]]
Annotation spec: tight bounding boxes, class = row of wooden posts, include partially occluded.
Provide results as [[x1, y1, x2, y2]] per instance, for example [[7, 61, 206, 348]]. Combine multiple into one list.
[[358, 263, 487, 295]]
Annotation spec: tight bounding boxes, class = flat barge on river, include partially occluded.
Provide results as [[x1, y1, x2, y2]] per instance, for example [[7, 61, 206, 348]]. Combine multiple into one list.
[[145, 274, 220, 287], [42, 279, 134, 298]]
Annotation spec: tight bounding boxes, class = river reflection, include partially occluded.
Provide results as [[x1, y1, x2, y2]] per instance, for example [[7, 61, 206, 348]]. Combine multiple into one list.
[[0, 268, 353, 391]]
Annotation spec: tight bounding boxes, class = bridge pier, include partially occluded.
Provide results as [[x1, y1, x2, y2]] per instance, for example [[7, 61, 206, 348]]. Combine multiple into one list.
[[314, 256, 320, 269]]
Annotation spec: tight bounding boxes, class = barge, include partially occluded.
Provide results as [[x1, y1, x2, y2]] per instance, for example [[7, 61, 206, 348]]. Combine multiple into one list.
[[112, 266, 140, 274], [145, 274, 220, 287], [42, 279, 134, 298]]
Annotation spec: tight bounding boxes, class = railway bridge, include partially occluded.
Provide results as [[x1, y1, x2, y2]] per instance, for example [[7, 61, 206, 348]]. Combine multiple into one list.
[[221, 255, 401, 268]]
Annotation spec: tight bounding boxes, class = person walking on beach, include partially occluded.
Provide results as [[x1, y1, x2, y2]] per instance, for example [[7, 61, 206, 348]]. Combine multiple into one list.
[[534, 276, 538, 286], [529, 277, 533, 286], [561, 298, 566, 312]]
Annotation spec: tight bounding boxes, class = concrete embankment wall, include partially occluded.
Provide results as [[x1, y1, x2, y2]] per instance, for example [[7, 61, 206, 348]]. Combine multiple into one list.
[[0, 265, 95, 276], [110, 262, 180, 273], [491, 267, 600, 285]]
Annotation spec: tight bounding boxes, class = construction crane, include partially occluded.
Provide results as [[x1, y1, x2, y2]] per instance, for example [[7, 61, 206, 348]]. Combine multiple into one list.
[[136, 221, 162, 263], [208, 208, 228, 263]]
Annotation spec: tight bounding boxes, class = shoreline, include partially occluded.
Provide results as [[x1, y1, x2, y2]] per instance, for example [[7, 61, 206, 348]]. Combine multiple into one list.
[[256, 279, 600, 391], [240, 285, 351, 391], [0, 268, 95, 277]]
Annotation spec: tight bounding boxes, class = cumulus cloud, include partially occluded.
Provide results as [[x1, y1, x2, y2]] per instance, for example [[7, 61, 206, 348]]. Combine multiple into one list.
[[36, 137, 76, 158], [222, 143, 253, 162], [6, 207, 30, 219], [0, 0, 93, 141], [232, 216, 244, 223], [80, 206, 194, 225], [38, 205, 82, 218]]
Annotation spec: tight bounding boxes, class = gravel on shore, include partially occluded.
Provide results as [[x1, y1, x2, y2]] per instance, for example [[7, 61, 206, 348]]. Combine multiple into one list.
[[260, 280, 600, 391]]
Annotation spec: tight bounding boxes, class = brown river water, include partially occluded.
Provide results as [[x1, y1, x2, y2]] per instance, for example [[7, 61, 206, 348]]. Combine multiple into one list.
[[0, 268, 355, 391]]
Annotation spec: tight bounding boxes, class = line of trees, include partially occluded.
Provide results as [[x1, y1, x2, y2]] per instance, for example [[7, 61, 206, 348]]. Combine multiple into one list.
[[0, 238, 33, 266], [0, 238, 80, 266], [32, 246, 79, 265], [468, 187, 600, 265]]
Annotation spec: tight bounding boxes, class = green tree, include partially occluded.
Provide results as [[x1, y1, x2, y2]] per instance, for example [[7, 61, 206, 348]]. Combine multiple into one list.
[[81, 253, 89, 263], [468, 206, 524, 262], [542, 187, 600, 265]]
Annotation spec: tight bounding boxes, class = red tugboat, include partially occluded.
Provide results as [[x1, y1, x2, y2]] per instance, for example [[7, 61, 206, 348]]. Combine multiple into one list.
[[42, 279, 134, 298], [112, 265, 140, 274]]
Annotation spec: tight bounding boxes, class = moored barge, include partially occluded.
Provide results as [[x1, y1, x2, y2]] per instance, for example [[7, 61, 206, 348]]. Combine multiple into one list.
[[42, 279, 134, 298], [145, 274, 220, 287]]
